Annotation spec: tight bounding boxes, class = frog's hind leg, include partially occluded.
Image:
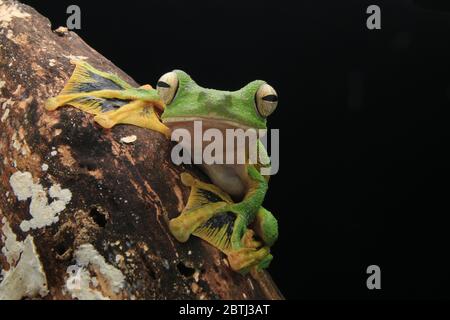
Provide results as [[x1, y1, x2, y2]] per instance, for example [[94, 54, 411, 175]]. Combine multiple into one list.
[[169, 173, 234, 244]]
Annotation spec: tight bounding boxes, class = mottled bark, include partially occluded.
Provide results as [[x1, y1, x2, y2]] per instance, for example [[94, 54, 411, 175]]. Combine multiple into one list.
[[0, 0, 283, 300]]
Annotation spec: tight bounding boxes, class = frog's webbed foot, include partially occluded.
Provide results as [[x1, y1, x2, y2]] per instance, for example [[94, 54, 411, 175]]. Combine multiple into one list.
[[45, 60, 170, 137], [92, 100, 170, 137], [169, 173, 234, 244]]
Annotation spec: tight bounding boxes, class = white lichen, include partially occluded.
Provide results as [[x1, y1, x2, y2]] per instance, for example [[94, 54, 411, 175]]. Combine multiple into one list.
[[9, 171, 33, 201], [9, 171, 72, 232], [0, 219, 48, 300], [65, 265, 108, 300], [65, 244, 125, 300], [120, 135, 137, 144], [49, 184, 72, 205], [1, 217, 23, 266], [74, 244, 125, 293], [41, 163, 48, 171]]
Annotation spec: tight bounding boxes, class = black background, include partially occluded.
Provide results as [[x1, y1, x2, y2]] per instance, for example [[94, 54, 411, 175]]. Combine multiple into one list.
[[20, 0, 450, 299]]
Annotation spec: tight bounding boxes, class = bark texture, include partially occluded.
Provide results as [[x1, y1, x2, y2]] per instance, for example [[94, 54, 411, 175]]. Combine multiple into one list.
[[0, 0, 283, 300]]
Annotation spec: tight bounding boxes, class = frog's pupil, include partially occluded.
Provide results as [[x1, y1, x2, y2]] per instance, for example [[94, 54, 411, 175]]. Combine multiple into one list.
[[157, 81, 170, 88], [262, 94, 278, 102]]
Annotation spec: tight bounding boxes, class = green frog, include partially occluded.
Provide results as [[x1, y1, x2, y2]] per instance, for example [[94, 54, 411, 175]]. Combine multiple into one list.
[[46, 61, 279, 274]]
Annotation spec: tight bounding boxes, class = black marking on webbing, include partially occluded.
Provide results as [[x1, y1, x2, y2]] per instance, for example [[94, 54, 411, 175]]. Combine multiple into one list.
[[75, 70, 125, 93], [201, 211, 236, 238], [100, 98, 130, 112], [73, 96, 130, 112], [140, 106, 153, 116], [198, 189, 223, 203]]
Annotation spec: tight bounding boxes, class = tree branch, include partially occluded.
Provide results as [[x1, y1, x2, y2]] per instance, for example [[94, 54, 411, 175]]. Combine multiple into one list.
[[0, 0, 283, 300]]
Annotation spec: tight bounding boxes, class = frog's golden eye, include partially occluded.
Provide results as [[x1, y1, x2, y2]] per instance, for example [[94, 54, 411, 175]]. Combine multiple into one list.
[[157, 71, 178, 105], [255, 83, 278, 117]]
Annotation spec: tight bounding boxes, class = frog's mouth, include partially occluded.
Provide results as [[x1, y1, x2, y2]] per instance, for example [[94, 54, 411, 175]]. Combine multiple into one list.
[[163, 117, 258, 164], [162, 116, 255, 133]]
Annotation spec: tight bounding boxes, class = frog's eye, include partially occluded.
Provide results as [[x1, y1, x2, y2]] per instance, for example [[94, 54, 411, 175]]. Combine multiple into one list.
[[157, 71, 179, 105], [255, 83, 278, 117]]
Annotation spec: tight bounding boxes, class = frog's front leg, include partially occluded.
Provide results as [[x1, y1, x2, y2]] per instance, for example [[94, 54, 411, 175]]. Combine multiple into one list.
[[93, 99, 170, 137], [252, 207, 279, 247], [45, 60, 170, 137], [223, 166, 277, 273], [224, 165, 268, 245]]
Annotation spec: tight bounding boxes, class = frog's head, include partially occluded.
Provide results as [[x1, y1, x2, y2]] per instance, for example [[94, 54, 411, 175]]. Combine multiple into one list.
[[157, 70, 278, 133]]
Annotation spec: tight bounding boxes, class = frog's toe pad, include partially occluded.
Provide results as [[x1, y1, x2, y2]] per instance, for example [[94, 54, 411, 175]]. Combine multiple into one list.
[[180, 173, 196, 187], [45, 97, 60, 111], [169, 218, 191, 243], [93, 114, 115, 129]]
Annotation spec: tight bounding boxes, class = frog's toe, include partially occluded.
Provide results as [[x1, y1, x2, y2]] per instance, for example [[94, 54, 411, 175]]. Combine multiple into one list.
[[227, 246, 271, 274], [93, 114, 115, 129], [241, 229, 263, 249], [180, 173, 196, 187], [45, 97, 61, 111], [168, 218, 191, 243]]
